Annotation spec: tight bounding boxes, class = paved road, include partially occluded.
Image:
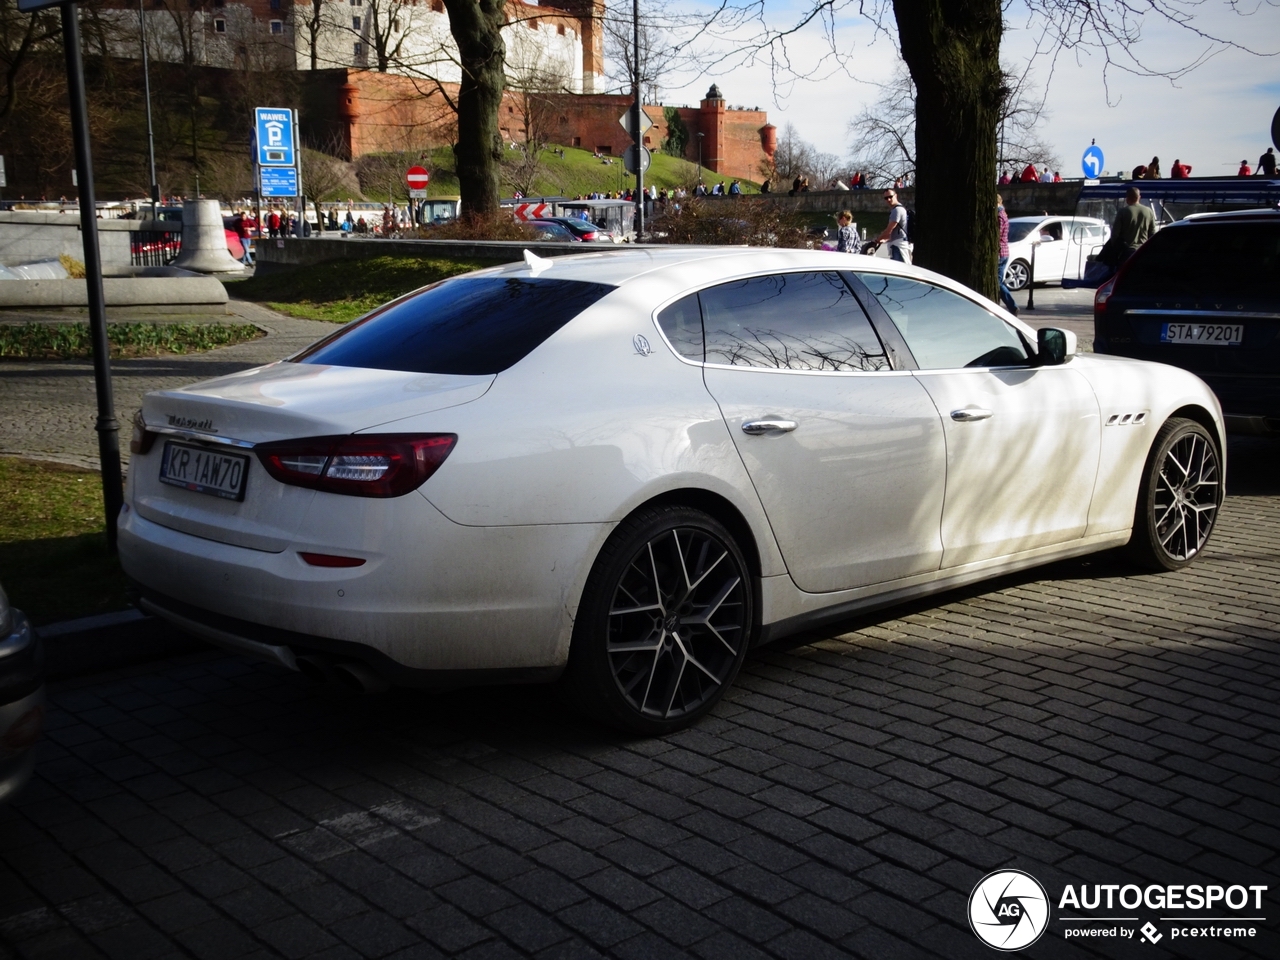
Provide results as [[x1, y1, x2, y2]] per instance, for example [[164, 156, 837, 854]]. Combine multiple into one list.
[[0, 302, 333, 471], [1, 436, 1275, 959]]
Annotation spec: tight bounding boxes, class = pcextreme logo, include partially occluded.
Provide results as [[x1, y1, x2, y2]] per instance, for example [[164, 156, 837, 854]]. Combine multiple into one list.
[[967, 871, 1269, 950], [968, 870, 1050, 951]]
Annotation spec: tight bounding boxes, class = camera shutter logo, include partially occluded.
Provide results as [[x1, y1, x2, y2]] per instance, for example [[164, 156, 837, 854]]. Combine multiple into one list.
[[968, 870, 1050, 951]]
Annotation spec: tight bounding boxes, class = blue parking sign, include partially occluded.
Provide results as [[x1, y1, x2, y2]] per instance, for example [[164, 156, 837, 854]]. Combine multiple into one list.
[[260, 167, 298, 197], [1081, 144, 1105, 180], [255, 107, 295, 167]]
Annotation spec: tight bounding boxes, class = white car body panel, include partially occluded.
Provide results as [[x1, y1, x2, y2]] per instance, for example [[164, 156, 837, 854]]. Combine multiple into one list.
[[913, 365, 1101, 567], [118, 247, 1225, 683], [704, 365, 947, 591]]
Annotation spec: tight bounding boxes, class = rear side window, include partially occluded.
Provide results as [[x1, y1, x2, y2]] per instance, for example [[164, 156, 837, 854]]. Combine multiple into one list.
[[697, 272, 889, 372], [1120, 223, 1280, 299], [295, 277, 614, 375], [856, 273, 1028, 370], [656, 293, 703, 360]]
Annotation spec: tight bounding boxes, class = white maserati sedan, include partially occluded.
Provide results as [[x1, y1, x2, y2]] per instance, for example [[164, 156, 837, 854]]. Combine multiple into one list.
[[119, 248, 1224, 733]]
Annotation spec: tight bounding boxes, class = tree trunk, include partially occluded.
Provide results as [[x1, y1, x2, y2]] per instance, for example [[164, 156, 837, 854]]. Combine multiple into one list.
[[444, 0, 506, 216], [893, 0, 1003, 299]]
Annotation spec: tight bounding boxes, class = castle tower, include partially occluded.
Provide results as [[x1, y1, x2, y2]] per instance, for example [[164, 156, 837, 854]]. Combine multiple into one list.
[[539, 0, 606, 93], [699, 84, 726, 174]]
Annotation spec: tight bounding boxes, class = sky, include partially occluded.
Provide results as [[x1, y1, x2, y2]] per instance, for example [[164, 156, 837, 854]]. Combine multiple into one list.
[[654, 1, 1280, 178]]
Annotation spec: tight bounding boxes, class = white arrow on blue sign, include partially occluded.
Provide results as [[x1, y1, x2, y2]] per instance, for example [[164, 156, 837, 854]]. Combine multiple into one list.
[[1081, 144, 1105, 179], [255, 107, 295, 167]]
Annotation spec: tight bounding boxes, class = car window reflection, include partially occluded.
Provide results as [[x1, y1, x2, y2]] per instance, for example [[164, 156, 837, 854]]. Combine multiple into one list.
[[856, 274, 1029, 370], [697, 272, 890, 372]]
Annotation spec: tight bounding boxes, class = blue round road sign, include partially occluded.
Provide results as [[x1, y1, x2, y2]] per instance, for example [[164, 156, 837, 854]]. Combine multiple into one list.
[[1081, 144, 1105, 179]]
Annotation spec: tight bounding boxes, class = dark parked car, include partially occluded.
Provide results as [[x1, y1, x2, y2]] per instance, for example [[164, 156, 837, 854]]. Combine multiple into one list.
[[0, 583, 43, 803], [527, 220, 583, 242], [540, 216, 616, 242], [1093, 208, 1280, 435]]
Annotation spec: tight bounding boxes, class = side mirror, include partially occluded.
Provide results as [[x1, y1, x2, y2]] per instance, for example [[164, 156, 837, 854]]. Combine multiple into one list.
[[1037, 327, 1077, 366]]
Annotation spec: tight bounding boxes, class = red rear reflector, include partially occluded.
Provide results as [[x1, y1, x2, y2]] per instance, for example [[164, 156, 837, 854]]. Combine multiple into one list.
[[299, 552, 366, 567], [1, 705, 44, 751]]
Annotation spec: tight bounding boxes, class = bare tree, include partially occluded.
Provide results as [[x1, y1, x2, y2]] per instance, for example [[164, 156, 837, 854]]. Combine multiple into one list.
[[848, 63, 1059, 187], [686, 0, 1275, 297], [442, 0, 507, 215], [602, 3, 680, 100]]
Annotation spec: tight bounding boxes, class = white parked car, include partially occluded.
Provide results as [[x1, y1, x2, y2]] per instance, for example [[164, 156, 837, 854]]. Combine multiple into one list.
[[1004, 216, 1110, 290], [119, 249, 1224, 733]]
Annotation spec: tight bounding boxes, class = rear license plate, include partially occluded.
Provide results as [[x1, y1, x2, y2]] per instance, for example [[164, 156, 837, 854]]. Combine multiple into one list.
[[159, 441, 249, 501], [1160, 322, 1243, 345]]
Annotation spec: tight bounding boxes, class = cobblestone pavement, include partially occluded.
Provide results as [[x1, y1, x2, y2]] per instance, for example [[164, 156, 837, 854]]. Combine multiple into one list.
[[1, 437, 1276, 960], [0, 301, 333, 470]]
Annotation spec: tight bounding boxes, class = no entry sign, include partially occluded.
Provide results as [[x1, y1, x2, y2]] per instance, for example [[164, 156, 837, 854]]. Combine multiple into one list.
[[406, 166, 429, 190]]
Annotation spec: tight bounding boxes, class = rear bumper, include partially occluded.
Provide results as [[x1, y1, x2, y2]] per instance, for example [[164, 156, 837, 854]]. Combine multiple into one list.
[[118, 499, 610, 674]]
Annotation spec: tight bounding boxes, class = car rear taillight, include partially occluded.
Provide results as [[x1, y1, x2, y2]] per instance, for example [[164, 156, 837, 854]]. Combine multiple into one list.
[[582, 231, 598, 240], [1094, 276, 1116, 312], [256, 434, 456, 497], [130, 410, 157, 455]]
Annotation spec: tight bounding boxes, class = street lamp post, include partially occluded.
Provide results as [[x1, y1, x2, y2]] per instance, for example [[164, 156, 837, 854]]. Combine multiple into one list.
[[137, 0, 158, 218], [697, 132, 704, 180]]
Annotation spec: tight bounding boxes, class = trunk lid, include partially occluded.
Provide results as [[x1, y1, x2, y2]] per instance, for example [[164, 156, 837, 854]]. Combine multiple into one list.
[[131, 362, 492, 551]]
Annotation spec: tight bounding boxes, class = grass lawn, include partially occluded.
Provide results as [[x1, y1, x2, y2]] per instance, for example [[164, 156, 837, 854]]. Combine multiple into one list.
[[0, 458, 128, 627], [357, 144, 752, 204], [231, 255, 488, 323], [0, 322, 262, 360]]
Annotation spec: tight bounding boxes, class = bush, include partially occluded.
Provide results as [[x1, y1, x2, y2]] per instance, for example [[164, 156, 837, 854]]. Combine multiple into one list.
[[410, 212, 540, 242], [645, 199, 810, 248]]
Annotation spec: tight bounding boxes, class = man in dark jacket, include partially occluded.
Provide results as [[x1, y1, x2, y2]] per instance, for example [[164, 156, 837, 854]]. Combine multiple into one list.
[[1109, 187, 1155, 264]]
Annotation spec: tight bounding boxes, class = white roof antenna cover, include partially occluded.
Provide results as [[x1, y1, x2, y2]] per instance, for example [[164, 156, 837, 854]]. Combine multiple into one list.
[[523, 248, 553, 276]]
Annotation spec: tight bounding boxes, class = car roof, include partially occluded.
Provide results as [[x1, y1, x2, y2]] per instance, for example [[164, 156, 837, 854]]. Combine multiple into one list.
[[467, 247, 1039, 339], [1175, 207, 1280, 224], [1007, 216, 1105, 225]]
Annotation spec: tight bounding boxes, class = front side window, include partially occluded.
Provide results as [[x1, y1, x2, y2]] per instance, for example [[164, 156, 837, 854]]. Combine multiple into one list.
[[698, 272, 888, 372], [295, 277, 614, 376], [856, 274, 1028, 370]]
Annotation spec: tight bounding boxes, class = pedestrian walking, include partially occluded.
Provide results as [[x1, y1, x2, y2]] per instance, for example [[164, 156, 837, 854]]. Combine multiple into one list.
[[996, 195, 1017, 316], [873, 189, 911, 263], [834, 210, 858, 253]]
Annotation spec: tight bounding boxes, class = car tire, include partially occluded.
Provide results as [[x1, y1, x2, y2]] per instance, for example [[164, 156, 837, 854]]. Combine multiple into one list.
[[564, 505, 755, 735], [1126, 418, 1222, 571], [1005, 259, 1031, 291]]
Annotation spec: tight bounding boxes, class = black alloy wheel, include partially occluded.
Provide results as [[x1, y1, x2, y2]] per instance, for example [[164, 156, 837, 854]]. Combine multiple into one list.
[[1127, 417, 1222, 571], [566, 506, 754, 734]]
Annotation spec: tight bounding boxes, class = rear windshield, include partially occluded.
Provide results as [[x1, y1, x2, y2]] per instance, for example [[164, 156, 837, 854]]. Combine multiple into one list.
[[1120, 222, 1280, 299], [295, 276, 614, 375]]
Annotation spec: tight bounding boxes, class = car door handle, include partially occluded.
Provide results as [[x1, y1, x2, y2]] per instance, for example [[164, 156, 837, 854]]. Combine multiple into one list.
[[950, 408, 993, 422], [741, 419, 798, 435]]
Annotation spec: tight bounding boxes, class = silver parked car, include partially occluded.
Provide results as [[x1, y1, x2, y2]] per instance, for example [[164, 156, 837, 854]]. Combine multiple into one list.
[[0, 583, 43, 803]]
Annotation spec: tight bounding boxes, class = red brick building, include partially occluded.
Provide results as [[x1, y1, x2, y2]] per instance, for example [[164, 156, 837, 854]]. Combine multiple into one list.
[[326, 73, 775, 183]]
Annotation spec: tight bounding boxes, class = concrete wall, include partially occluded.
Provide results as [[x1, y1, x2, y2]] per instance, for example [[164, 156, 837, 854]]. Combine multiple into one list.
[[750, 182, 1082, 217], [0, 211, 171, 268], [0, 276, 228, 312]]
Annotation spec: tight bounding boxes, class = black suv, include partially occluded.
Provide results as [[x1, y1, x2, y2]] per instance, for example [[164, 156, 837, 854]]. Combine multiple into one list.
[[1093, 208, 1280, 435]]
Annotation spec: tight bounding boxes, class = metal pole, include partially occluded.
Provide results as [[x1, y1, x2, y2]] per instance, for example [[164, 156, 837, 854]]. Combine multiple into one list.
[[632, 0, 643, 237], [62, 2, 124, 554], [1026, 241, 1037, 311], [137, 0, 159, 218], [293, 108, 304, 236]]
